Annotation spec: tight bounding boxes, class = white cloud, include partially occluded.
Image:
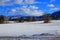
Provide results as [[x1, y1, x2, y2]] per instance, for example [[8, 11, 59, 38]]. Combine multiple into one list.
[[11, 9, 17, 12], [47, 4, 55, 7], [25, 0, 35, 4], [15, 0, 23, 4], [29, 6, 38, 10], [0, 0, 10, 2], [7, 9, 17, 14], [0, 0, 14, 6], [14, 0, 35, 4], [20, 6, 44, 16], [0, 0, 37, 6], [50, 0, 55, 3], [50, 7, 59, 11], [31, 10, 44, 16], [35, 2, 46, 4], [7, 0, 10, 1], [20, 6, 31, 14], [9, 6, 44, 16]]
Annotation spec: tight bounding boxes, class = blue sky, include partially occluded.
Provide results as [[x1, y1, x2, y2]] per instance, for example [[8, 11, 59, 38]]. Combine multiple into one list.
[[0, 0, 60, 16]]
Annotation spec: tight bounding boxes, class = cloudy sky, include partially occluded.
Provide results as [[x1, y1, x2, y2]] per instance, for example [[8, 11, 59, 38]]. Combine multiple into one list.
[[0, 0, 60, 16]]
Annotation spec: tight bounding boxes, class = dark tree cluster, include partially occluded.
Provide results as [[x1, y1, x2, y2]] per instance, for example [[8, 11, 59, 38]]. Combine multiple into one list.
[[0, 15, 9, 24], [12, 16, 39, 23], [0, 15, 5, 24]]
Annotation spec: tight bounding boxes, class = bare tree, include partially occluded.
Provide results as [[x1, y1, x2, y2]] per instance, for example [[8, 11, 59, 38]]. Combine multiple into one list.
[[28, 16, 33, 22], [43, 13, 51, 23]]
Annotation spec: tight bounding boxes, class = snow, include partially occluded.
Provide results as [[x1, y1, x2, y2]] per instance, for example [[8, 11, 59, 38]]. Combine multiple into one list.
[[0, 20, 60, 36]]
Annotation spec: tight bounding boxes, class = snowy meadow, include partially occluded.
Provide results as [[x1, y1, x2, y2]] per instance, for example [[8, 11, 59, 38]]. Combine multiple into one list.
[[0, 20, 60, 36]]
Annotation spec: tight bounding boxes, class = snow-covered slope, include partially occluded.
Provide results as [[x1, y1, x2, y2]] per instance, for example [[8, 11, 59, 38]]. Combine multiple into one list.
[[0, 20, 60, 36]]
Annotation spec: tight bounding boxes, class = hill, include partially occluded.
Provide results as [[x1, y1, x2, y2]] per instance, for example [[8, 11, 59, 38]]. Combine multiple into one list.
[[51, 11, 60, 20]]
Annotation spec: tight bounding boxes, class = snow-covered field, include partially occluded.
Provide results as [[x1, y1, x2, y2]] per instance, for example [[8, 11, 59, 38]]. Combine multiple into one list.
[[0, 20, 60, 36]]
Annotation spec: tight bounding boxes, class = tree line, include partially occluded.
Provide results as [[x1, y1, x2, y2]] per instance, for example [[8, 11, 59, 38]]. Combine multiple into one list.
[[0, 11, 60, 24]]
